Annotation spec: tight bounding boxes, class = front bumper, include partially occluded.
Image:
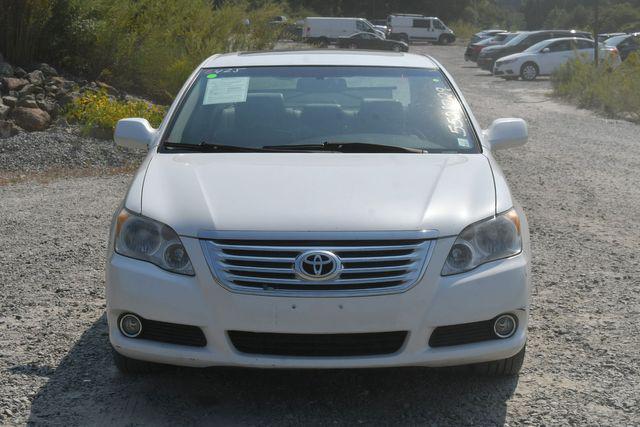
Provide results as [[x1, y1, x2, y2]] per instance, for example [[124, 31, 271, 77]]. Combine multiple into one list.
[[493, 63, 518, 77], [106, 236, 530, 368]]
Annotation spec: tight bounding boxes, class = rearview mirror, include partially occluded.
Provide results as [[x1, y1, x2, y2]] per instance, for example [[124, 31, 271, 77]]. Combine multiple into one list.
[[114, 118, 156, 150], [484, 118, 528, 150], [541, 47, 551, 53]]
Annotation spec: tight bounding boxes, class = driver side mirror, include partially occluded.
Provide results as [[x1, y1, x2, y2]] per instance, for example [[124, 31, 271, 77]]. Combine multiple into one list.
[[541, 47, 551, 53], [114, 118, 156, 150], [483, 118, 528, 151]]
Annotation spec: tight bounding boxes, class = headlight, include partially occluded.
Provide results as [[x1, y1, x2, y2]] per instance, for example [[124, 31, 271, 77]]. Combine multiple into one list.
[[113, 209, 195, 275], [442, 208, 522, 276], [497, 59, 517, 65]]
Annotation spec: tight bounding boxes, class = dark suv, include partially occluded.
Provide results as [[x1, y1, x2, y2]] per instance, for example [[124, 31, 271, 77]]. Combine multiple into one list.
[[605, 33, 640, 61], [477, 30, 592, 71]]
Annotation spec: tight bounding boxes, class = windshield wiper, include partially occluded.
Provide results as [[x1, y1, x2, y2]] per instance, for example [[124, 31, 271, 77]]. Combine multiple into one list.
[[163, 141, 275, 152], [263, 141, 426, 153]]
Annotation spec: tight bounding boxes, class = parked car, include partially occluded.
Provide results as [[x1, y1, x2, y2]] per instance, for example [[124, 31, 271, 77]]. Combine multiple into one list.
[[304, 17, 385, 46], [465, 32, 519, 62], [370, 19, 390, 36], [477, 30, 592, 72], [493, 37, 621, 80], [604, 33, 640, 60], [108, 49, 531, 376], [470, 29, 507, 44], [387, 13, 456, 44], [597, 32, 626, 43], [337, 32, 408, 51]]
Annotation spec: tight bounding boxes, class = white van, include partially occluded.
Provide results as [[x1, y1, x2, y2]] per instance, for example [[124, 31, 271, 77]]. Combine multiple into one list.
[[388, 14, 456, 44], [304, 17, 385, 46]]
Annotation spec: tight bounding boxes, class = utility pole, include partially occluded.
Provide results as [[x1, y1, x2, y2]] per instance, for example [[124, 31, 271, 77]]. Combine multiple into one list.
[[594, 0, 600, 66]]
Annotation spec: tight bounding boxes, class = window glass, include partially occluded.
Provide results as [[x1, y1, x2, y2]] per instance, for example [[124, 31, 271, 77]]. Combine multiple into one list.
[[413, 19, 430, 28], [549, 40, 572, 52], [576, 40, 593, 49], [433, 19, 446, 30], [165, 67, 480, 153], [356, 20, 368, 31]]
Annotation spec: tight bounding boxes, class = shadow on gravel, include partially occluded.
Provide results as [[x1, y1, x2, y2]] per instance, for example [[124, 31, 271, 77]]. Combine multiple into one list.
[[28, 315, 519, 425]]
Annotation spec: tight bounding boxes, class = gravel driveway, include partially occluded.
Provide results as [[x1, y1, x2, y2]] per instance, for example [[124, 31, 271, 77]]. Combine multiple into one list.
[[1, 45, 639, 425]]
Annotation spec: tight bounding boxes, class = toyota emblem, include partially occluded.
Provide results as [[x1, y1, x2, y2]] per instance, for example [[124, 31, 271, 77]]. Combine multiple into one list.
[[294, 250, 341, 281]]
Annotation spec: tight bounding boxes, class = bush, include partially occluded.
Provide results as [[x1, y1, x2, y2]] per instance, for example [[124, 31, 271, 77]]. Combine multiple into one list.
[[66, 90, 167, 136], [552, 53, 640, 122], [449, 20, 480, 41]]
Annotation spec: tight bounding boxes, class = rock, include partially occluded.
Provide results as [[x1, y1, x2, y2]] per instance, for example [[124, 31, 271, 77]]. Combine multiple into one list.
[[1, 77, 29, 92], [37, 99, 57, 116], [59, 91, 80, 106], [18, 84, 43, 96], [0, 104, 9, 119], [14, 66, 26, 78], [2, 96, 17, 107], [11, 107, 51, 131], [97, 81, 119, 96], [37, 63, 58, 77], [17, 96, 39, 109], [0, 120, 22, 138], [27, 70, 45, 85], [0, 62, 13, 77]]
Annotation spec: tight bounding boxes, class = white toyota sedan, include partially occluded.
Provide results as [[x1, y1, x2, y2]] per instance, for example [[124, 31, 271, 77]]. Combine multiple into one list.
[[494, 37, 621, 80], [107, 50, 531, 376]]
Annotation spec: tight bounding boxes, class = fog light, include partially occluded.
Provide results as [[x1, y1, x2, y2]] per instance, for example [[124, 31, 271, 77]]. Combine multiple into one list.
[[493, 314, 517, 338], [119, 313, 142, 338]]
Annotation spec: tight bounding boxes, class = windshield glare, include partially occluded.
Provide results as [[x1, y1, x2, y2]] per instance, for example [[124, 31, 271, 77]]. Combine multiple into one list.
[[165, 66, 478, 153], [505, 32, 530, 47]]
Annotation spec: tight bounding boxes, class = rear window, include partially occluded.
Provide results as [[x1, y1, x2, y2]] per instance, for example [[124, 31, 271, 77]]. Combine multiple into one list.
[[164, 66, 479, 154]]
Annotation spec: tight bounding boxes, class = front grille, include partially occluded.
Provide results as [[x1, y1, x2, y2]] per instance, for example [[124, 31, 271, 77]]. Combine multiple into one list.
[[138, 318, 207, 347], [200, 232, 433, 296], [429, 319, 496, 348], [228, 331, 408, 356]]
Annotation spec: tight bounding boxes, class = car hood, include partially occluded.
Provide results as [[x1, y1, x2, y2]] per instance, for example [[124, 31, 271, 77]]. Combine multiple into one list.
[[139, 153, 496, 238], [497, 52, 530, 62]]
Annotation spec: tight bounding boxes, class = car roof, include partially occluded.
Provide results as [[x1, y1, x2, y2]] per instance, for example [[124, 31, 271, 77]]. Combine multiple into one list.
[[202, 50, 438, 69]]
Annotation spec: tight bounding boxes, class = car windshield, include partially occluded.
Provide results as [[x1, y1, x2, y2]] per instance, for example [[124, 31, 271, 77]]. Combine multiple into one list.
[[163, 66, 479, 153], [605, 35, 629, 46], [504, 32, 531, 47]]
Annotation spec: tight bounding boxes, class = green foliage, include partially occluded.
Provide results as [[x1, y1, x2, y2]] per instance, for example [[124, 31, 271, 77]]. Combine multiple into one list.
[[523, 0, 640, 32], [66, 90, 167, 134], [552, 54, 640, 122], [0, 0, 53, 64], [450, 21, 481, 41], [75, 0, 284, 103]]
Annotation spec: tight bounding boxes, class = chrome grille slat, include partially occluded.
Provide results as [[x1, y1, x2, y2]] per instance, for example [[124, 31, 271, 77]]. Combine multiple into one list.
[[200, 231, 435, 297]]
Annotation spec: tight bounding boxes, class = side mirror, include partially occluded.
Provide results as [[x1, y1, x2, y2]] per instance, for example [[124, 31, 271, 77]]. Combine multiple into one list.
[[541, 47, 551, 53], [114, 118, 156, 150], [483, 118, 528, 150]]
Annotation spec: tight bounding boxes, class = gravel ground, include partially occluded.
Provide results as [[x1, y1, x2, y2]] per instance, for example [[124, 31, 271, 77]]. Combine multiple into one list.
[[1, 44, 639, 425], [0, 126, 142, 182]]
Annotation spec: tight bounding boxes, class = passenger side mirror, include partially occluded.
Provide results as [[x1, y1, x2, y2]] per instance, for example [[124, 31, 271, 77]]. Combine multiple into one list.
[[484, 118, 528, 150], [541, 47, 551, 53], [114, 118, 156, 150]]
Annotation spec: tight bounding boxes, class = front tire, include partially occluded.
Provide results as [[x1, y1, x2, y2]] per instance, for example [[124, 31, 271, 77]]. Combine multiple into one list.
[[520, 62, 539, 81], [112, 348, 162, 374], [472, 345, 526, 376], [438, 34, 454, 45], [392, 45, 402, 52]]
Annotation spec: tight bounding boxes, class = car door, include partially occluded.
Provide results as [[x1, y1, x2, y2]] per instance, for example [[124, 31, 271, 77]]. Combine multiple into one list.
[[537, 40, 572, 74], [619, 35, 640, 60], [576, 39, 595, 63], [411, 18, 431, 40], [359, 33, 379, 49]]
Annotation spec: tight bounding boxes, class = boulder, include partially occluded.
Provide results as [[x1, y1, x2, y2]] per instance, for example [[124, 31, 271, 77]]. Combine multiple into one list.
[[11, 107, 51, 131], [0, 62, 13, 77], [37, 99, 57, 115], [37, 63, 58, 77], [2, 96, 17, 107], [1, 77, 29, 92], [0, 120, 22, 138], [97, 81, 119, 96], [17, 96, 39, 109], [0, 104, 10, 119], [18, 84, 43, 96], [27, 70, 45, 85]]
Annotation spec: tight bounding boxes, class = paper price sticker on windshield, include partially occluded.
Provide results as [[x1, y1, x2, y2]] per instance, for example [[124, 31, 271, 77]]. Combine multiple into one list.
[[203, 77, 250, 105]]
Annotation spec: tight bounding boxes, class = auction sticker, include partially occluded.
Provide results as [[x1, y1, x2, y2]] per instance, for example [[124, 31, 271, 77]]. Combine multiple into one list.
[[203, 76, 250, 105]]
